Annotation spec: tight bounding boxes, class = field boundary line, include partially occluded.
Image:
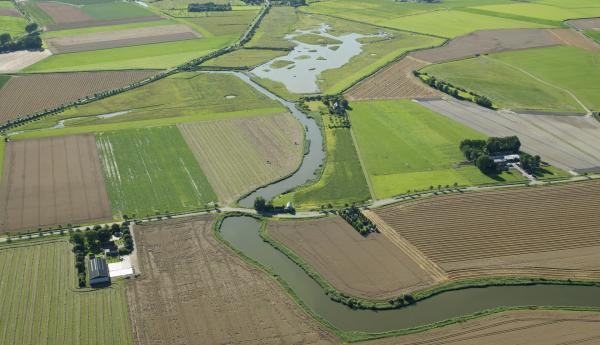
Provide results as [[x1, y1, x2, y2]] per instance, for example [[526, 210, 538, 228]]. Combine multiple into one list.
[[482, 55, 591, 116], [348, 124, 375, 201], [364, 210, 448, 282]]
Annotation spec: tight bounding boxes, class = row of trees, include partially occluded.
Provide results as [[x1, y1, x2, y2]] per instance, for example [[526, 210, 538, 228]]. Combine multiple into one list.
[[416, 72, 494, 109], [188, 2, 231, 12], [0, 23, 42, 53], [339, 206, 378, 235]]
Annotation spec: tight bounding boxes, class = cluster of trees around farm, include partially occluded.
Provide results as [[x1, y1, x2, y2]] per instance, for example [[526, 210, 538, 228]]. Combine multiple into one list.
[[188, 2, 231, 12], [0, 23, 42, 54], [460, 136, 541, 174], [254, 196, 294, 214], [415, 72, 493, 109], [272, 0, 306, 6], [69, 223, 134, 287], [339, 206, 378, 235]]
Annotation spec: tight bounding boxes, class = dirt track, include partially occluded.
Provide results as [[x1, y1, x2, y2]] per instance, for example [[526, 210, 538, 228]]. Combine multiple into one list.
[[418, 98, 600, 173], [410, 29, 561, 63], [268, 217, 435, 299], [372, 181, 600, 281], [567, 18, 600, 30], [127, 216, 337, 345], [0, 134, 112, 232], [345, 56, 441, 100], [46, 24, 200, 54], [0, 70, 157, 124]]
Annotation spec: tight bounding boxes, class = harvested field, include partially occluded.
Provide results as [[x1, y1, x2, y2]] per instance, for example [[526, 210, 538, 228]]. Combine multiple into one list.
[[548, 28, 600, 53], [178, 114, 304, 205], [46, 24, 200, 54], [37, 1, 92, 24], [0, 134, 112, 232], [345, 56, 441, 100], [0, 50, 52, 73], [368, 310, 600, 345], [0, 70, 157, 124], [567, 17, 600, 30], [419, 98, 600, 173], [268, 217, 434, 299], [371, 181, 600, 281], [0, 8, 21, 17], [127, 216, 337, 345], [410, 28, 561, 63]]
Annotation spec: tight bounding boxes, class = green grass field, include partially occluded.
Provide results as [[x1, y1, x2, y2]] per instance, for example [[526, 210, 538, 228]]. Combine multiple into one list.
[[81, 2, 156, 20], [178, 9, 258, 38], [473, 2, 600, 21], [25, 37, 232, 72], [0, 75, 10, 90], [16, 72, 284, 136], [0, 238, 133, 345], [422, 56, 583, 113], [203, 48, 286, 68], [0, 14, 28, 37], [587, 30, 600, 43], [349, 100, 526, 199], [274, 112, 370, 209], [247, 7, 299, 49], [96, 126, 217, 218]]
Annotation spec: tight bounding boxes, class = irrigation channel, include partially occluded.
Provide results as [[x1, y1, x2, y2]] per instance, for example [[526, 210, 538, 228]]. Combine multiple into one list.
[[220, 216, 600, 333]]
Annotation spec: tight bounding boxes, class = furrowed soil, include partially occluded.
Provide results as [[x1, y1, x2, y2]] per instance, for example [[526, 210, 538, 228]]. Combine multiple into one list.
[[126, 216, 338, 345], [268, 217, 435, 299], [0, 134, 112, 232], [46, 24, 200, 54], [37, 1, 92, 24], [371, 181, 600, 282], [178, 114, 304, 205], [345, 56, 441, 100], [0, 70, 157, 124], [410, 28, 561, 63]]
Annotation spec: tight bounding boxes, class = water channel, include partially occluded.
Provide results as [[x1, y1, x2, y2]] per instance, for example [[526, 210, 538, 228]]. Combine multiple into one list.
[[220, 216, 600, 333]]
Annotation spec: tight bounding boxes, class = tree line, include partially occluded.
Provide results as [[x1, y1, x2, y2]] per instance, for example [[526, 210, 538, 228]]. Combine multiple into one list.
[[0, 23, 42, 54], [339, 206, 378, 235], [188, 2, 231, 12], [415, 71, 494, 109]]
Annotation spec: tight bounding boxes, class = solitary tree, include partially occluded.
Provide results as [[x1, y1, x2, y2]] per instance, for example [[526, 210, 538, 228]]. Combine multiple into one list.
[[25, 22, 39, 34]]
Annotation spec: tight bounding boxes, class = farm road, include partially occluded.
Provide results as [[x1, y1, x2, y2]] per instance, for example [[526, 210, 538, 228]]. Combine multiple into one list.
[[419, 98, 600, 174]]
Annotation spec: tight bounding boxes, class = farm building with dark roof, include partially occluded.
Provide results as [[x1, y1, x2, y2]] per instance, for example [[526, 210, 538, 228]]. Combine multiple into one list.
[[89, 257, 111, 287]]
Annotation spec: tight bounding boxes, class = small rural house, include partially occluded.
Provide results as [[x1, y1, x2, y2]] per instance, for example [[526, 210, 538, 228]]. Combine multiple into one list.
[[89, 257, 111, 287]]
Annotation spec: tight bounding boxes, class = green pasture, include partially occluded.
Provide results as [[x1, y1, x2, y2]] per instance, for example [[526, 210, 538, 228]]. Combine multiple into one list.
[[294, 33, 341, 45], [96, 126, 217, 218], [422, 56, 583, 113], [81, 2, 156, 20], [24, 36, 232, 72], [203, 48, 286, 68], [21, 1, 54, 26], [491, 46, 600, 111], [0, 14, 27, 37], [151, 0, 246, 10], [0, 238, 133, 345], [587, 30, 600, 43], [349, 100, 526, 199], [177, 8, 258, 38], [473, 2, 600, 21], [247, 7, 299, 49], [275, 113, 370, 209], [16, 72, 284, 135], [42, 18, 176, 38], [0, 75, 10, 90]]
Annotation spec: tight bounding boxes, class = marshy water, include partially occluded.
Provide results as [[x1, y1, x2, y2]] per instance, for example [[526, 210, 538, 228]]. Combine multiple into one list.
[[220, 216, 600, 333], [251, 24, 383, 94]]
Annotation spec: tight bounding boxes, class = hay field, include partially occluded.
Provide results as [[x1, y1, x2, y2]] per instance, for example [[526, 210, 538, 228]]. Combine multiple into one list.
[[178, 114, 303, 205], [46, 24, 200, 54], [348, 100, 525, 199], [0, 238, 133, 345], [127, 216, 336, 345], [268, 217, 434, 299], [96, 126, 217, 218], [203, 48, 287, 68], [371, 181, 600, 281], [0, 134, 112, 232], [181, 9, 258, 38], [0, 70, 157, 124]]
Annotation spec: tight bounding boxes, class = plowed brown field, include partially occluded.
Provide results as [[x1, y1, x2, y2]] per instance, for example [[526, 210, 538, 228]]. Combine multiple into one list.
[[0, 134, 112, 232], [372, 181, 600, 281], [410, 29, 561, 63], [268, 217, 435, 299], [567, 18, 600, 30], [548, 28, 600, 53], [178, 114, 304, 205], [0, 70, 157, 124], [0, 8, 21, 17], [37, 2, 91, 24], [345, 56, 441, 100], [127, 216, 337, 345]]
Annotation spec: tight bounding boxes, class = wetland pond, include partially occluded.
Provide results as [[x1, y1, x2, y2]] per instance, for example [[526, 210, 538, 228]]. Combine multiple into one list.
[[251, 24, 384, 94], [220, 216, 600, 333]]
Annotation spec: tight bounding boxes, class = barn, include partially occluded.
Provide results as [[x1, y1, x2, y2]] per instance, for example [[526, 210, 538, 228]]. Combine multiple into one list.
[[89, 257, 111, 287]]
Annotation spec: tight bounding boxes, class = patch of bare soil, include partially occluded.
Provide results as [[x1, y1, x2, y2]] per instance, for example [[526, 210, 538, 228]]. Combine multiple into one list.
[[345, 56, 441, 101], [0, 70, 157, 124], [37, 1, 91, 24], [127, 216, 337, 345], [371, 181, 600, 282], [268, 216, 435, 299], [46, 15, 163, 31], [548, 28, 600, 53], [411, 28, 561, 63], [0, 134, 112, 232], [567, 18, 600, 30], [178, 113, 304, 205], [0, 8, 22, 17], [46, 24, 200, 54], [0, 50, 52, 73]]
